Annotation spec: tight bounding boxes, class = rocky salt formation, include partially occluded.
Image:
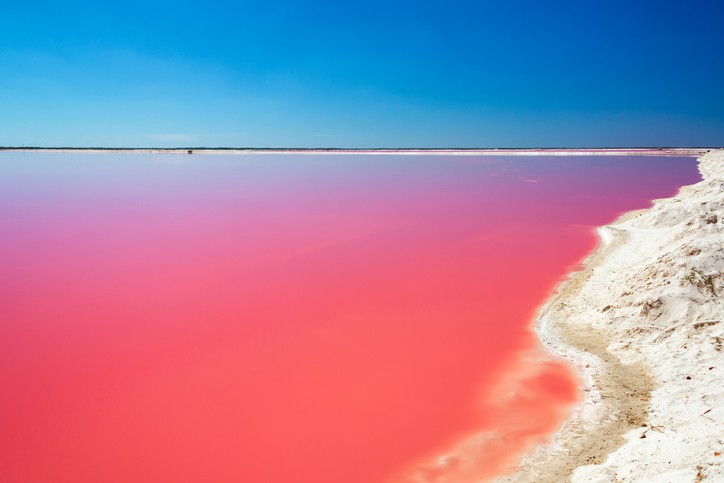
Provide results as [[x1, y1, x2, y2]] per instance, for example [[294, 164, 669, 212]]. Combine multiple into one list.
[[503, 149, 724, 482]]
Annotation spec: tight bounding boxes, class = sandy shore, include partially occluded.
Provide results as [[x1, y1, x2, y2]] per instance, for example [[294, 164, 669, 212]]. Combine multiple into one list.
[[499, 149, 724, 482]]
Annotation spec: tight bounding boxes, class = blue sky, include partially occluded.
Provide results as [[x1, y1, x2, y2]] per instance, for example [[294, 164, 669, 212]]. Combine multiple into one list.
[[1, 0, 723, 148]]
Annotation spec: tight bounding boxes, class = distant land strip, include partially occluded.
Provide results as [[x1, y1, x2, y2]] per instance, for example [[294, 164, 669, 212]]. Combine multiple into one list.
[[0, 147, 713, 156]]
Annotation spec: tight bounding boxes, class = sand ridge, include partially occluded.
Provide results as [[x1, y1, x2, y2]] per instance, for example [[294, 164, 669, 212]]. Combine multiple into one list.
[[501, 149, 724, 482]]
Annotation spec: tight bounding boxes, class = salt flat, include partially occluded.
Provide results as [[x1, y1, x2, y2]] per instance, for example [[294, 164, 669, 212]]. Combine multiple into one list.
[[504, 149, 724, 482]]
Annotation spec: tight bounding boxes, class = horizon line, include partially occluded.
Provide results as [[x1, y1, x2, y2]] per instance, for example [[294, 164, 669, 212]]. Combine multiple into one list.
[[1, 146, 717, 152]]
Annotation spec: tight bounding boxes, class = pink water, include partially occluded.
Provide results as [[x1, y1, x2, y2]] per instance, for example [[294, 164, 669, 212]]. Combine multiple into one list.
[[0, 152, 700, 482]]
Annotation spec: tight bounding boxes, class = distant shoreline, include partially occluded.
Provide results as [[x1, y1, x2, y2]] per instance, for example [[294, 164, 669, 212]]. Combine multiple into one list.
[[0, 147, 711, 156]]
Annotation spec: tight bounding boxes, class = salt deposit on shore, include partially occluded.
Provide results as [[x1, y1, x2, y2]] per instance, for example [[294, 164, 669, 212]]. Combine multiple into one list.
[[502, 149, 724, 482]]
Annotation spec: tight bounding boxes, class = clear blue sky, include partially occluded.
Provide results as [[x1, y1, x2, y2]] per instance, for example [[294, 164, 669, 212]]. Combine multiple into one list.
[[1, 0, 723, 148]]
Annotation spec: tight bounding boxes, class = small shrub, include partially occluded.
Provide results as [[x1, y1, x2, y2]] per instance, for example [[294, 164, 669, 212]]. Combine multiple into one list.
[[682, 267, 720, 297]]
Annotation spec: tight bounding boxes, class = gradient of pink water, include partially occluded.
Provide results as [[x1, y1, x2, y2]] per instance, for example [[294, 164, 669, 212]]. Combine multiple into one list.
[[0, 153, 700, 482]]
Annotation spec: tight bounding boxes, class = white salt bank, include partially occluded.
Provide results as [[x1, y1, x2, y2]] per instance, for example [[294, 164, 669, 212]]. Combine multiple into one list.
[[503, 149, 724, 482]]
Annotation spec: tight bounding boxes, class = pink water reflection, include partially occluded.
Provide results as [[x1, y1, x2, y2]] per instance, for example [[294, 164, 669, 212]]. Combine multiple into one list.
[[0, 152, 700, 482]]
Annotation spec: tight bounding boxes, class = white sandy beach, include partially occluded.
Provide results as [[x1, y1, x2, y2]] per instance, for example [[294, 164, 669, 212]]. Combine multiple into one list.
[[501, 149, 724, 482]]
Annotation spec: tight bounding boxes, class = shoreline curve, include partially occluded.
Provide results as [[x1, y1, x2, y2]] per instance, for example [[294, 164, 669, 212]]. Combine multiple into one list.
[[500, 149, 724, 482]]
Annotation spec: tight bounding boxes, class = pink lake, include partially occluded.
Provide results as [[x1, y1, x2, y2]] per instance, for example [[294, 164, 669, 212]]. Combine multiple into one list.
[[0, 152, 700, 482]]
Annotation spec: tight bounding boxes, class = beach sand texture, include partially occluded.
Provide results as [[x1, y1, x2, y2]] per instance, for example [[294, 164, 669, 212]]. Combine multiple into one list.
[[503, 149, 724, 482]]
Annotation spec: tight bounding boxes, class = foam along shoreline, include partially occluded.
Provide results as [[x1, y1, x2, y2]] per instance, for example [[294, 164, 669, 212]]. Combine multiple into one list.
[[500, 149, 724, 482]]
